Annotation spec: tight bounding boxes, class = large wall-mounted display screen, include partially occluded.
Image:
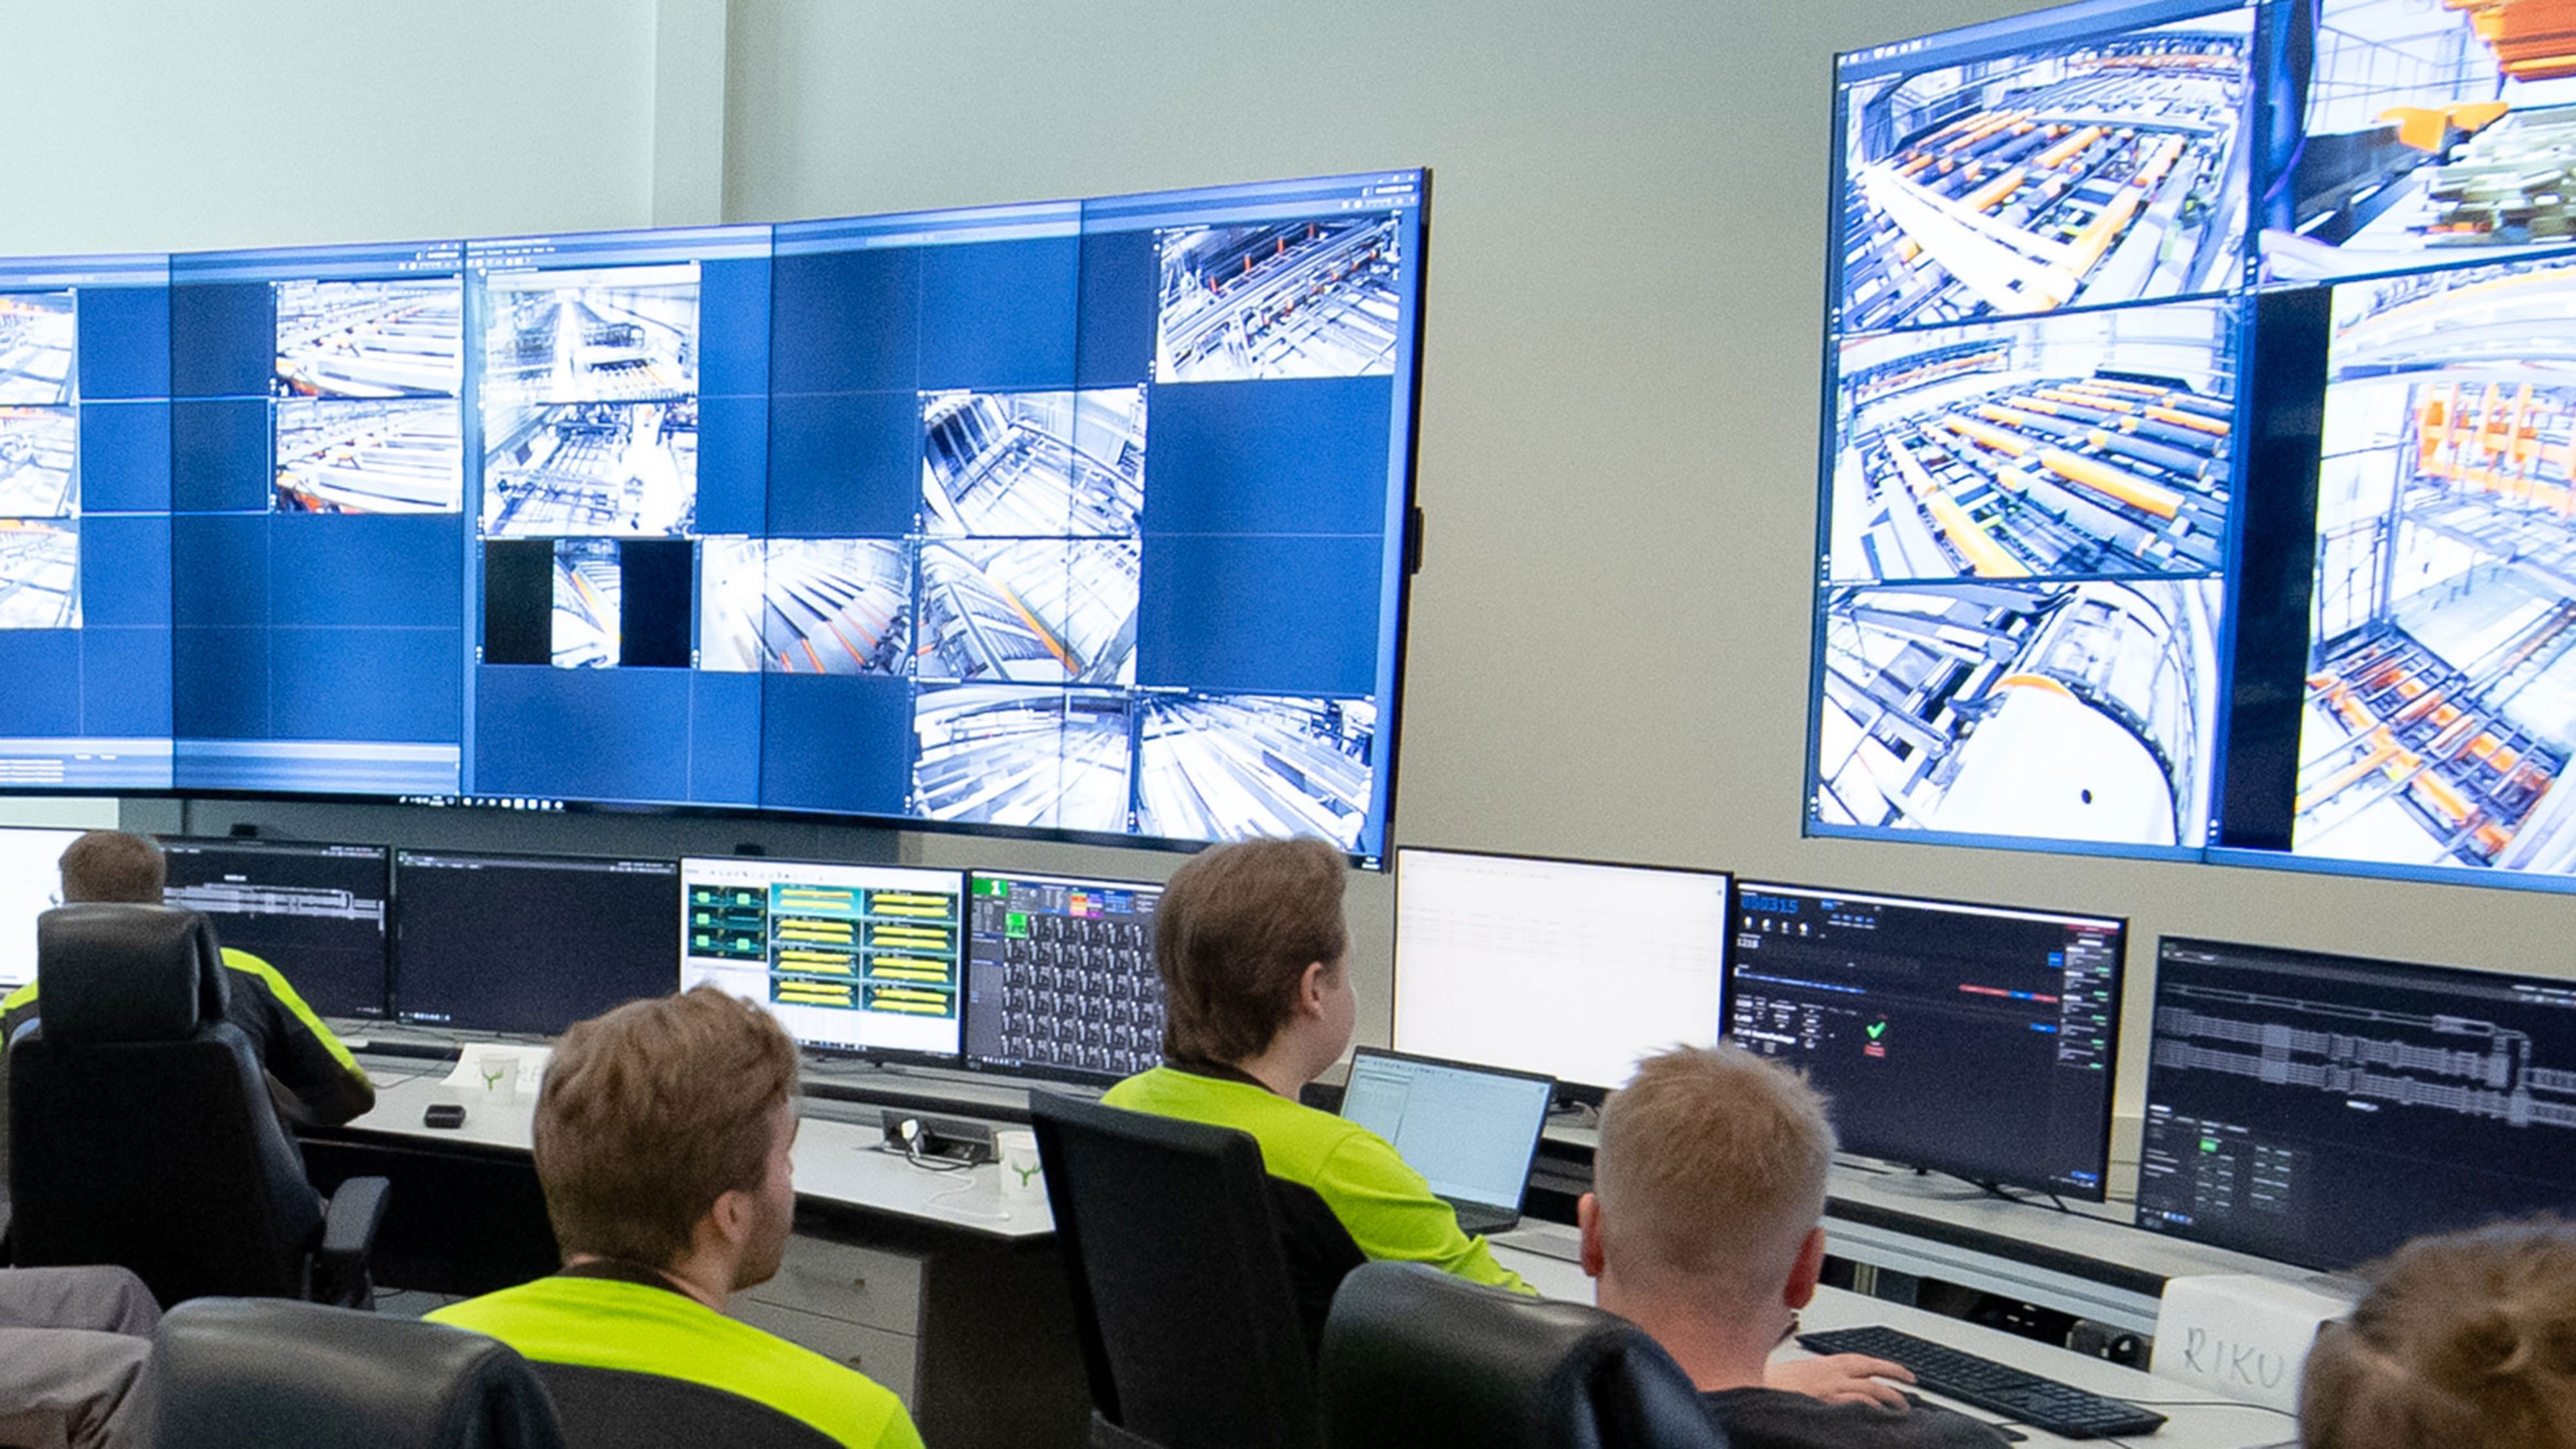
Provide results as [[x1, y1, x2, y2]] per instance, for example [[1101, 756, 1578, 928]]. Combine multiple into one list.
[[0, 171, 1427, 866], [1816, 0, 2576, 892]]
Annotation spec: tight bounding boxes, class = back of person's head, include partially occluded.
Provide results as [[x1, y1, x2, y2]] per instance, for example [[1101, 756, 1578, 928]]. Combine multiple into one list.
[[2301, 1218, 2576, 1449], [58, 829, 165, 904], [1155, 836, 1348, 1065], [533, 985, 801, 1269], [1593, 1044, 1835, 1300]]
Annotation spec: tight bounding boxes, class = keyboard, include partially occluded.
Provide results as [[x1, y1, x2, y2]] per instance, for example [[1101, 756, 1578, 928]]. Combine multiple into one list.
[[1796, 1325, 2167, 1440]]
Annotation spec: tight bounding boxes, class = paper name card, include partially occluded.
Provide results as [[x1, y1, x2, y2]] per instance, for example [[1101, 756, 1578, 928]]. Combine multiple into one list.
[[2154, 1272, 2355, 1414]]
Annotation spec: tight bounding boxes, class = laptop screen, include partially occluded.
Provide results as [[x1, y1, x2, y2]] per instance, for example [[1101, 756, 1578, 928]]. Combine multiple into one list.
[[1340, 1048, 1555, 1210]]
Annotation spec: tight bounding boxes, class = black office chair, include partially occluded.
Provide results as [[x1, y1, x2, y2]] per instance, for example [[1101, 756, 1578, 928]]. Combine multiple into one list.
[[146, 1296, 562, 1449], [1316, 1260, 1729, 1449], [534, 1363, 843, 1449], [1030, 1091, 1363, 1449], [7, 904, 389, 1307]]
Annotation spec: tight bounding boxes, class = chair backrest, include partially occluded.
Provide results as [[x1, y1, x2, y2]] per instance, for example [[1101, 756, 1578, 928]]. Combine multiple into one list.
[[1317, 1261, 1731, 1449], [148, 1297, 564, 1449], [533, 1363, 843, 1449], [8, 904, 325, 1305], [1029, 1091, 1321, 1449]]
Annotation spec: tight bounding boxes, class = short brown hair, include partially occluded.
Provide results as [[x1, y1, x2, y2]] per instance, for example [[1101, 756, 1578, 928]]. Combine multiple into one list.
[[1593, 1044, 1835, 1291], [1155, 837, 1349, 1065], [532, 985, 801, 1269], [59, 830, 165, 904], [2301, 1218, 2576, 1449]]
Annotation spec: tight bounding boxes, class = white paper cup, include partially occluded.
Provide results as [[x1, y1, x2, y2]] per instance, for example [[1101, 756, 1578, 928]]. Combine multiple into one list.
[[478, 1051, 522, 1106], [997, 1129, 1043, 1202]]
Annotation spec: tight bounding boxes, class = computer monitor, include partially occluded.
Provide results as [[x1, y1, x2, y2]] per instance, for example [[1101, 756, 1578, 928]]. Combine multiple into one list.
[[392, 849, 679, 1036], [1391, 847, 1734, 1099], [1725, 881, 2125, 1201], [2138, 936, 2576, 1270], [679, 857, 966, 1062], [0, 825, 85, 991], [159, 836, 392, 1019], [1339, 1047, 1554, 1229], [960, 869, 1164, 1082]]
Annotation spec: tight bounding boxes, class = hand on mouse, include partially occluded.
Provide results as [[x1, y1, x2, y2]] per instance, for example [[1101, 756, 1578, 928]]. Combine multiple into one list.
[[1767, 1352, 1916, 1409]]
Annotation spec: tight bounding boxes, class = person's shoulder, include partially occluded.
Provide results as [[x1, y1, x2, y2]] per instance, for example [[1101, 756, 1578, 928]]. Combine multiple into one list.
[[696, 1308, 915, 1446]]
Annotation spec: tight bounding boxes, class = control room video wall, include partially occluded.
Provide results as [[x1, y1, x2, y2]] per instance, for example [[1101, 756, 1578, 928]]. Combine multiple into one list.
[[0, 172, 1427, 865], [1814, 0, 2576, 893]]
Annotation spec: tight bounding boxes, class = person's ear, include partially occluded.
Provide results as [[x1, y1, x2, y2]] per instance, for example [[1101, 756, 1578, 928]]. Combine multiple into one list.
[[1576, 1192, 1607, 1280], [707, 1187, 756, 1252], [1297, 961, 1331, 1017], [1784, 1225, 1827, 1309]]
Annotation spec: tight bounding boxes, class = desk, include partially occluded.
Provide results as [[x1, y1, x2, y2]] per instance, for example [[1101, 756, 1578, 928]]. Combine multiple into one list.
[[300, 1064, 1088, 1449], [1493, 1245, 2299, 1449]]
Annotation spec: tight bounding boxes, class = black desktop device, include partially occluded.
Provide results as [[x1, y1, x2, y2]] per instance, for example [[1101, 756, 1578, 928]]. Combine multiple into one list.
[[962, 869, 1165, 1083], [2137, 936, 2576, 1270], [159, 836, 393, 1019], [393, 849, 679, 1036], [1725, 881, 2125, 1201]]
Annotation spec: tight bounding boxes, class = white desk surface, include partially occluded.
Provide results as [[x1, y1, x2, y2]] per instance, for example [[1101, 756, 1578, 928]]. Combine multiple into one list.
[[331, 1072, 1054, 1240], [1492, 1244, 2298, 1449]]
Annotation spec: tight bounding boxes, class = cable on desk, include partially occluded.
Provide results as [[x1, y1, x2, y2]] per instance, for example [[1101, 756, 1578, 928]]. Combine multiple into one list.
[[879, 1117, 972, 1173], [925, 1183, 1013, 1223]]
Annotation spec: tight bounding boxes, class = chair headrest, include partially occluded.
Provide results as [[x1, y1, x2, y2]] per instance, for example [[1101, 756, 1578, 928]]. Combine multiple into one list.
[[35, 904, 229, 1045], [1319, 1261, 1729, 1448], [150, 1297, 564, 1449]]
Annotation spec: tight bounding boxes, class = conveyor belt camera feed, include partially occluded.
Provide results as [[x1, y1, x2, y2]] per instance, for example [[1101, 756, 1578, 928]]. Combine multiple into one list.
[[2263, 0, 2576, 281], [1836, 10, 2252, 330], [480, 263, 700, 539], [1829, 301, 2237, 582], [272, 277, 464, 515], [2298, 252, 2576, 876]]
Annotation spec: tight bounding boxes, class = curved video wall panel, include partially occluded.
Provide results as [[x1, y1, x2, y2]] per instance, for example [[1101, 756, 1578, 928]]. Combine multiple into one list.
[[0, 171, 1429, 866]]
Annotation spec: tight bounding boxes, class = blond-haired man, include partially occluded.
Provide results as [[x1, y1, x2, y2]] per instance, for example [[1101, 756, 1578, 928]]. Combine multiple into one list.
[[430, 987, 921, 1448], [1581, 1044, 2006, 1448]]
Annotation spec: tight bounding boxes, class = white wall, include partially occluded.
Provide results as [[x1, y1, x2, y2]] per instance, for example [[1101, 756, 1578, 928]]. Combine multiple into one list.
[[0, 1, 660, 254], [724, 0, 2576, 1109]]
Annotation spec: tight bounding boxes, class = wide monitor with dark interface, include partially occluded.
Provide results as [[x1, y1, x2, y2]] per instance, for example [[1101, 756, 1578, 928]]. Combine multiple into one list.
[[160, 836, 391, 1019], [1392, 847, 1733, 1097], [392, 849, 679, 1036], [1725, 881, 2124, 1200], [679, 856, 966, 1061], [962, 869, 1164, 1082], [0, 825, 86, 991], [2138, 936, 2576, 1269]]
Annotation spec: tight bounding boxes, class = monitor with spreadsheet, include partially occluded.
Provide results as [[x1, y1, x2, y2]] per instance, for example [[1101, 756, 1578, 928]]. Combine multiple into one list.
[[1391, 847, 1733, 1099], [680, 857, 966, 1061], [2138, 936, 2576, 1269], [962, 869, 1164, 1083], [159, 836, 391, 1019], [0, 825, 86, 991], [1725, 881, 2125, 1200], [393, 849, 679, 1036]]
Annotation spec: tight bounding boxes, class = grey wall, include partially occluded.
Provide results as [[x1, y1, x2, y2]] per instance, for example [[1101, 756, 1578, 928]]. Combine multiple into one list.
[[5, 0, 2571, 1112]]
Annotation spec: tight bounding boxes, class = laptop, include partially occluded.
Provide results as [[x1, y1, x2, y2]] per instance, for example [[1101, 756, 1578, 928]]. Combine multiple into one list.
[[1338, 1046, 1556, 1236]]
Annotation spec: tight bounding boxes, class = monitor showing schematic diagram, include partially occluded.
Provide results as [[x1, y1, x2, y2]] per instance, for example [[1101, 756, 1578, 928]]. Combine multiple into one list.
[[160, 836, 392, 1019], [2138, 936, 2576, 1269], [962, 869, 1165, 1082], [1725, 880, 2125, 1199], [679, 857, 966, 1060]]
